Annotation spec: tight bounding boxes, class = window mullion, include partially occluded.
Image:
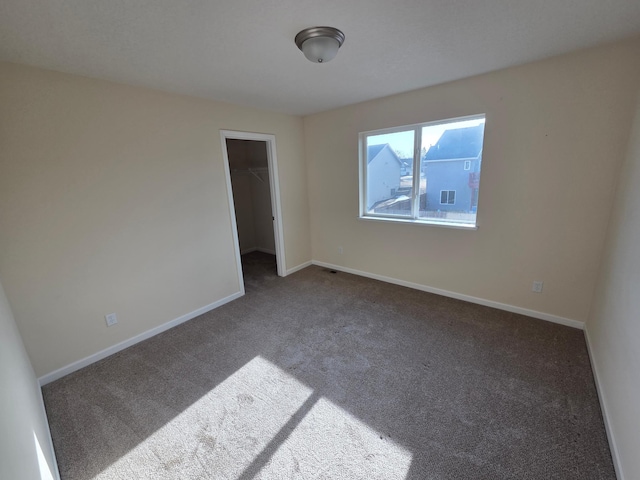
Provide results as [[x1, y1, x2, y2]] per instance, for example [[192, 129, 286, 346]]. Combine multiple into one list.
[[411, 127, 421, 219]]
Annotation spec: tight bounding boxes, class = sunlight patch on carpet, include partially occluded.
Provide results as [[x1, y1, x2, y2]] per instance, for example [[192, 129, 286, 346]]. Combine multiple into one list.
[[94, 356, 411, 479], [260, 396, 413, 478], [96, 356, 312, 478]]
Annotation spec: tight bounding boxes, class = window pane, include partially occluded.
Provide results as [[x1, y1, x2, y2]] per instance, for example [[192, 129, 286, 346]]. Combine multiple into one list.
[[419, 117, 485, 224], [365, 130, 414, 217]]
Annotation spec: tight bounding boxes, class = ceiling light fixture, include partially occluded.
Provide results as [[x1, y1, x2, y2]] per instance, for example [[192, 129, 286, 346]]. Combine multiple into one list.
[[295, 26, 345, 63]]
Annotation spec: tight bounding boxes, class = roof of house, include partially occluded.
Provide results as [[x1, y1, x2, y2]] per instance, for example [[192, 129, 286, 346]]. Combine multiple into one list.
[[367, 144, 403, 165], [425, 125, 484, 160]]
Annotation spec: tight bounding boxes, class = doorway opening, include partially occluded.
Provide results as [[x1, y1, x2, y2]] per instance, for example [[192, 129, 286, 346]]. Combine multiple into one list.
[[221, 131, 285, 292]]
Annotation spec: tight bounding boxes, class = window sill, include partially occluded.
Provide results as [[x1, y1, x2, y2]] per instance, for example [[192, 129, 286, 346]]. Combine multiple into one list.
[[358, 215, 478, 230]]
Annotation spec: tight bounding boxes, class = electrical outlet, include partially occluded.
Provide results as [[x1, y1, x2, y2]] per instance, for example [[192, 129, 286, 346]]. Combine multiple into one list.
[[105, 313, 118, 327], [338, 246, 344, 255], [532, 281, 543, 293]]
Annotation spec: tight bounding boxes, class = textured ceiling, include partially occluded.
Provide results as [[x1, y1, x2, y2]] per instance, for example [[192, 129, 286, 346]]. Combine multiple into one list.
[[1, 0, 640, 115]]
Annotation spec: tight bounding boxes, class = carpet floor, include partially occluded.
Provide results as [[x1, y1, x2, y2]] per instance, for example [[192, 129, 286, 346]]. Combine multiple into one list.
[[43, 252, 615, 479]]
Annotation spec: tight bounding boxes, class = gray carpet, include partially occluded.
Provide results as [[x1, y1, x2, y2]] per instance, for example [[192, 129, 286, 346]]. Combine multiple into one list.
[[43, 252, 615, 479]]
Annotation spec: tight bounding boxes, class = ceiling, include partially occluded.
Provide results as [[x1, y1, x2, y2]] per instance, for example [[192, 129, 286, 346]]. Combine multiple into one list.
[[1, 0, 640, 116]]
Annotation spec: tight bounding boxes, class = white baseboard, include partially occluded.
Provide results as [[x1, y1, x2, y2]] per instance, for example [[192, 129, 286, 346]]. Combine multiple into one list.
[[286, 261, 312, 276], [583, 326, 624, 480], [38, 291, 244, 386], [311, 261, 584, 330], [241, 247, 257, 255]]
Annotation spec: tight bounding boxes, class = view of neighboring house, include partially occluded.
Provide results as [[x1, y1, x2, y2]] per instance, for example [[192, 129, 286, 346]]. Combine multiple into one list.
[[423, 125, 484, 213], [366, 144, 403, 209]]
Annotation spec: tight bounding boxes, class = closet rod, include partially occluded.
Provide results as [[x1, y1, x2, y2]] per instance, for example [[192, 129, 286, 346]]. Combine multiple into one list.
[[231, 168, 267, 183]]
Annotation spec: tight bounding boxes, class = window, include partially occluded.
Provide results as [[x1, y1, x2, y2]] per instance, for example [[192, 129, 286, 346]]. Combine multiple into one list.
[[440, 190, 456, 205], [359, 114, 485, 228]]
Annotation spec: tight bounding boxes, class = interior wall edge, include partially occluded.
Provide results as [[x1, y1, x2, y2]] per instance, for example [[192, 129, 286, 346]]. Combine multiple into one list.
[[583, 325, 624, 480], [38, 290, 243, 386], [0, 277, 61, 480], [36, 382, 61, 480], [311, 260, 584, 330]]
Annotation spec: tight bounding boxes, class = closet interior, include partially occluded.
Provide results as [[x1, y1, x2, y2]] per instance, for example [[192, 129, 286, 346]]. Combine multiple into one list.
[[226, 139, 276, 260]]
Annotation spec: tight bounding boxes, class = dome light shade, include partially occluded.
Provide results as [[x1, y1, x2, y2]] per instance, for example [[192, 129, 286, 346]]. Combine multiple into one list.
[[295, 26, 345, 63]]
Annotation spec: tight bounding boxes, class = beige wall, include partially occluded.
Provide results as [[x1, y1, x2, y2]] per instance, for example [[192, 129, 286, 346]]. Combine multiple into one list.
[[0, 278, 59, 480], [586, 93, 640, 480], [304, 37, 640, 323], [0, 62, 310, 377]]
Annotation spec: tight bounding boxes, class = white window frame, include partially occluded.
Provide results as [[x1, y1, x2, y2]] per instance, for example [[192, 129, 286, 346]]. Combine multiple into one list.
[[358, 113, 485, 229], [463, 160, 471, 171], [440, 190, 456, 205]]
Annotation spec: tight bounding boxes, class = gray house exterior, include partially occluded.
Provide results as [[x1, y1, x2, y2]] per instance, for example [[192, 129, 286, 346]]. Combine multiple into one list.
[[423, 125, 484, 213]]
